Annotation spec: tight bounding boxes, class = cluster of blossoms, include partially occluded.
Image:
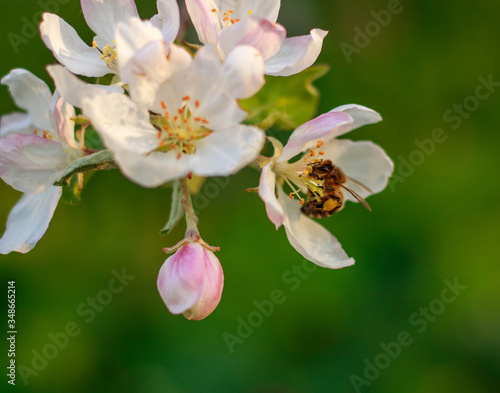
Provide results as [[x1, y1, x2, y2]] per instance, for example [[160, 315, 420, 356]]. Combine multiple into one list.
[[0, 0, 393, 320]]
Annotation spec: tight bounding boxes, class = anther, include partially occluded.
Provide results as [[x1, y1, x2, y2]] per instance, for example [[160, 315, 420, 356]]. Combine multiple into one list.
[[309, 149, 315, 157], [317, 140, 324, 148], [157, 132, 162, 139], [160, 101, 167, 110], [299, 198, 305, 205], [211, 8, 217, 12], [195, 100, 200, 108], [182, 96, 191, 101], [319, 151, 325, 155], [177, 152, 182, 160], [248, 9, 253, 15], [289, 192, 295, 199]]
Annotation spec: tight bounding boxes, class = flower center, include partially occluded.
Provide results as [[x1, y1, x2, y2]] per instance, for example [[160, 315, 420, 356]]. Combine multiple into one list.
[[211, 8, 252, 30], [92, 41, 118, 72], [153, 97, 213, 159], [275, 139, 328, 205]]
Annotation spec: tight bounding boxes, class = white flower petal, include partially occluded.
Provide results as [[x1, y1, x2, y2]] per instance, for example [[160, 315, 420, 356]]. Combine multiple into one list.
[[113, 150, 190, 188], [0, 113, 34, 137], [192, 125, 265, 177], [116, 18, 169, 108], [239, 0, 281, 23], [113, 125, 265, 188], [321, 139, 394, 201], [185, 0, 220, 45], [81, 0, 139, 44], [0, 187, 61, 255], [258, 163, 285, 228], [265, 29, 328, 77], [210, 0, 280, 23], [154, 0, 180, 43], [1, 69, 53, 132], [193, 45, 264, 99], [277, 185, 355, 269], [0, 133, 69, 194], [82, 93, 159, 155], [182, 75, 248, 130], [218, 16, 286, 60], [223, 45, 265, 99], [51, 97, 78, 152], [47, 65, 123, 109], [40, 13, 110, 78]]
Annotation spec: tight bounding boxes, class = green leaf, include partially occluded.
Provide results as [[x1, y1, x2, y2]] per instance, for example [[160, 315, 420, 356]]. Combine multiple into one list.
[[160, 180, 184, 235], [54, 150, 116, 187], [240, 64, 330, 131]]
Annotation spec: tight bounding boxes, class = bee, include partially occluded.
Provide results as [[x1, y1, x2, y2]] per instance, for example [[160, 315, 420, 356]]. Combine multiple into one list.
[[301, 159, 372, 219]]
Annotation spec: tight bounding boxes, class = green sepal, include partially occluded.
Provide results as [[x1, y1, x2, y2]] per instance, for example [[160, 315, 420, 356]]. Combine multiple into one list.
[[54, 150, 116, 187], [160, 180, 184, 235], [241, 64, 330, 131]]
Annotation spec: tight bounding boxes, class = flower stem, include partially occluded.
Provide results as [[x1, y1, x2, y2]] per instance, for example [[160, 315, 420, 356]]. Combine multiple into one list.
[[180, 177, 200, 239]]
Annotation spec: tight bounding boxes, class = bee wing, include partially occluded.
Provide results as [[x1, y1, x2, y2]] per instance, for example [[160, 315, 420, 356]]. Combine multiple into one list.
[[345, 176, 373, 195], [340, 184, 372, 212]]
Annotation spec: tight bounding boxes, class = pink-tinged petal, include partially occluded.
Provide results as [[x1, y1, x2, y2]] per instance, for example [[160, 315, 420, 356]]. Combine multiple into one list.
[[1, 69, 53, 132], [115, 18, 169, 108], [330, 104, 383, 132], [0, 133, 69, 194], [321, 139, 394, 201], [81, 0, 139, 43], [82, 93, 159, 155], [185, 0, 220, 45], [0, 187, 62, 255], [47, 65, 123, 109], [154, 0, 180, 43], [52, 97, 78, 152], [278, 111, 352, 162], [278, 105, 383, 163], [265, 29, 328, 76], [277, 185, 355, 269], [113, 125, 265, 188], [40, 13, 110, 78], [157, 243, 224, 320], [222, 45, 265, 99], [0, 113, 34, 137], [218, 16, 286, 60], [258, 163, 285, 229]]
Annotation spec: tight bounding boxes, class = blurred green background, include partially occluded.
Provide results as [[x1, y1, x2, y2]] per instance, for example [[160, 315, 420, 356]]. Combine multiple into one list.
[[1, 0, 499, 392]]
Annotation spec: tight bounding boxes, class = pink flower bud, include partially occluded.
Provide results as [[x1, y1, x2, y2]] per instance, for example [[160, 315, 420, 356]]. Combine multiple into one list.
[[157, 243, 224, 320]]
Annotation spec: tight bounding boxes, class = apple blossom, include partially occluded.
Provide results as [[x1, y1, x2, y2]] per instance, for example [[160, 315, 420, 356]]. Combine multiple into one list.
[[0, 69, 84, 254], [82, 44, 266, 188], [39, 0, 180, 78], [257, 105, 394, 268], [157, 242, 224, 320], [185, 0, 328, 76]]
